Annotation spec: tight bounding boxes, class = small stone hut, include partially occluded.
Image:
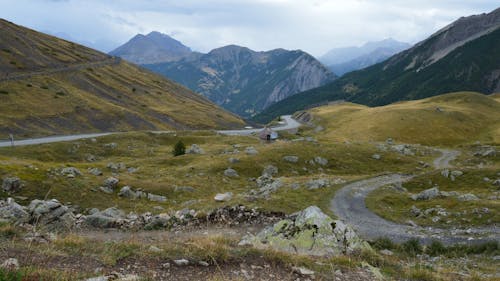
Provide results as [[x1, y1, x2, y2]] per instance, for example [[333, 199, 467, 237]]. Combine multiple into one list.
[[259, 127, 278, 141]]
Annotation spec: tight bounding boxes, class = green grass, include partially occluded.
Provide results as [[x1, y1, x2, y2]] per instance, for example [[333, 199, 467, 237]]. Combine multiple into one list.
[[366, 167, 499, 228]]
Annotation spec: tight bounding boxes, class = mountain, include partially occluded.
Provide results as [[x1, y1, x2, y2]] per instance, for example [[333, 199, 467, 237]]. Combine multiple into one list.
[[109, 31, 192, 64], [254, 8, 500, 123], [0, 19, 244, 138], [320, 38, 411, 75], [143, 45, 336, 117]]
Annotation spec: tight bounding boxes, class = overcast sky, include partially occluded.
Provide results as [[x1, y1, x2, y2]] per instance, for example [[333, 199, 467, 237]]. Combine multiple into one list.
[[1, 0, 498, 56]]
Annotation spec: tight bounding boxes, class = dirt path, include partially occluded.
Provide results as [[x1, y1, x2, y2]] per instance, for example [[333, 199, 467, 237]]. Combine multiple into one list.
[[330, 150, 500, 244]]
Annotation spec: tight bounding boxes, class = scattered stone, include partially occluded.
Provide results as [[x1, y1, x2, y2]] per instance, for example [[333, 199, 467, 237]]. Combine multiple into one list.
[[451, 170, 463, 177], [406, 220, 418, 227], [127, 167, 139, 174], [148, 245, 162, 253], [61, 167, 82, 178], [386, 138, 394, 145], [441, 169, 450, 178], [262, 165, 278, 177], [245, 147, 258, 155], [174, 186, 197, 192], [313, 156, 328, 166], [380, 249, 393, 256], [250, 175, 283, 198], [492, 179, 500, 187], [292, 266, 315, 276], [104, 143, 117, 149], [411, 187, 440, 200], [283, 156, 299, 163], [240, 206, 370, 256], [306, 179, 330, 190], [86, 154, 97, 162], [147, 193, 167, 203], [88, 167, 103, 176], [457, 193, 479, 201], [99, 186, 114, 194], [2, 177, 22, 193], [0, 198, 29, 222], [173, 259, 189, 266], [198, 261, 209, 267], [410, 205, 421, 217], [224, 168, 239, 177], [84, 207, 125, 228], [186, 144, 204, 154], [107, 162, 126, 172], [228, 157, 240, 164], [103, 177, 119, 190], [1, 258, 19, 270], [371, 154, 381, 160], [118, 186, 137, 199], [214, 192, 233, 202]]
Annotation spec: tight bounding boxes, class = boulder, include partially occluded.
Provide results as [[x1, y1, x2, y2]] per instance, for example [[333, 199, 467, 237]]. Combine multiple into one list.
[[313, 157, 328, 166], [240, 206, 370, 256], [61, 167, 82, 178], [2, 177, 22, 193], [251, 175, 283, 197], [118, 186, 137, 199], [214, 192, 233, 202], [371, 154, 381, 160], [262, 165, 278, 177], [411, 187, 440, 200], [0, 198, 29, 222], [492, 179, 500, 187], [223, 168, 239, 177], [107, 162, 126, 172], [186, 144, 204, 154], [451, 170, 463, 177], [85, 207, 125, 228], [306, 179, 330, 190], [283, 156, 299, 163], [28, 199, 75, 231], [457, 194, 479, 201], [245, 147, 258, 155]]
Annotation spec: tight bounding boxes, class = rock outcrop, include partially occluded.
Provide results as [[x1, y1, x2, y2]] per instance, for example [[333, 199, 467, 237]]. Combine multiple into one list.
[[240, 206, 370, 256]]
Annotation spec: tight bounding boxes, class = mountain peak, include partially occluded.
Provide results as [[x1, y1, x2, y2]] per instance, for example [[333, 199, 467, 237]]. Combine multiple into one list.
[[110, 31, 192, 64]]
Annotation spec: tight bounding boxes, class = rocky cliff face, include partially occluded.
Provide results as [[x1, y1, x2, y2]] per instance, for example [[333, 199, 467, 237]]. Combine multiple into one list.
[[109, 31, 192, 64], [144, 45, 335, 117]]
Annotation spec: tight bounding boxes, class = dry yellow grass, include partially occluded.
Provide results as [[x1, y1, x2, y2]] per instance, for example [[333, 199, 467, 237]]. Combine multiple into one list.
[[308, 92, 500, 146]]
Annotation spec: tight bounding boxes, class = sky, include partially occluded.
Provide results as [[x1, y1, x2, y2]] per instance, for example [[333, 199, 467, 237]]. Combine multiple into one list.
[[0, 0, 498, 56]]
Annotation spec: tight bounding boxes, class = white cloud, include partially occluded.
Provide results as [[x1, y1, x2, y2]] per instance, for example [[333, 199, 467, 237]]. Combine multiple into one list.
[[0, 0, 497, 55]]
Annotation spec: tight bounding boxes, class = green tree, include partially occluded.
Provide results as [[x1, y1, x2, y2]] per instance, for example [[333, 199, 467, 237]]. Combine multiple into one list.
[[172, 140, 186, 156]]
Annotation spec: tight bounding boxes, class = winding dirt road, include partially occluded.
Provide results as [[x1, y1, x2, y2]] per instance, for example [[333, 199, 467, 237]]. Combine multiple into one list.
[[330, 149, 500, 244]]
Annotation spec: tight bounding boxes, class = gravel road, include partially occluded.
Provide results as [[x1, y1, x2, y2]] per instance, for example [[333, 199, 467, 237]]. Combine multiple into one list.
[[331, 150, 500, 244]]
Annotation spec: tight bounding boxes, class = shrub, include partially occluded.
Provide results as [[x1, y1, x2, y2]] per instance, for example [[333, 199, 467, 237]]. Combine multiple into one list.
[[427, 240, 446, 256], [172, 140, 186, 156], [401, 238, 422, 256], [371, 237, 396, 250]]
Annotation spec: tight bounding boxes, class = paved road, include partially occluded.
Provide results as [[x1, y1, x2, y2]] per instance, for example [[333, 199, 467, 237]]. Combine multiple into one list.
[[331, 150, 500, 244], [217, 115, 301, 136], [0, 115, 301, 147]]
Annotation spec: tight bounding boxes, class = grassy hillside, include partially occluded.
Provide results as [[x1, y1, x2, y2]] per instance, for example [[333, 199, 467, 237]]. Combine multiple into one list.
[[0, 19, 244, 138], [304, 92, 500, 146], [254, 26, 500, 123]]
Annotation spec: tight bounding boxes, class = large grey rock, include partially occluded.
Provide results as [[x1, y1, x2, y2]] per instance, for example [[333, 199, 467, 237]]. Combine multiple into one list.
[[240, 206, 370, 256], [492, 179, 500, 187], [411, 187, 440, 200], [214, 192, 233, 202], [107, 162, 126, 172], [224, 168, 239, 177], [84, 207, 125, 228], [283, 155, 299, 163], [0, 258, 19, 270], [61, 167, 82, 178], [28, 199, 75, 231], [88, 167, 103, 176], [251, 175, 283, 197], [262, 165, 278, 176], [2, 177, 22, 193], [306, 179, 330, 190], [0, 198, 29, 222], [186, 144, 204, 154]]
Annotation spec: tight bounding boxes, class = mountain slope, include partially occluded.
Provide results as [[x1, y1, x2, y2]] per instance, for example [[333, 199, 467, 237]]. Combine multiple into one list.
[[0, 19, 244, 138], [109, 31, 192, 64], [304, 92, 500, 145], [144, 45, 336, 117], [254, 8, 500, 123]]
